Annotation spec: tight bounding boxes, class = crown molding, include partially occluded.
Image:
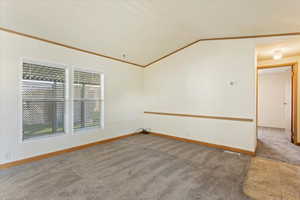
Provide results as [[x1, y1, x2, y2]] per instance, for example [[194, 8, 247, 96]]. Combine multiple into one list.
[[144, 32, 300, 67], [0, 27, 145, 68], [2, 26, 300, 69]]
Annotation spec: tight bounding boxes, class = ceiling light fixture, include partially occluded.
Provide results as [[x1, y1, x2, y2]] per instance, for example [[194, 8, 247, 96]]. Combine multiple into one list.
[[273, 49, 283, 60]]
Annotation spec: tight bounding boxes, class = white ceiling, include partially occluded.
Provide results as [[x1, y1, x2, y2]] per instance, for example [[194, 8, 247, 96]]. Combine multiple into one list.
[[1, 0, 300, 65], [256, 37, 300, 61]]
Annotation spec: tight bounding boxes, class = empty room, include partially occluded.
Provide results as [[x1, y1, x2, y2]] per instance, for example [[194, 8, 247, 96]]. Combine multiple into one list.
[[1, 1, 300, 200]]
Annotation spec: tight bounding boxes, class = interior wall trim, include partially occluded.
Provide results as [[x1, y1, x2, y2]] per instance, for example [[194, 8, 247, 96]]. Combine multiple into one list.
[[144, 111, 254, 122], [144, 32, 300, 67], [2, 26, 300, 68], [149, 132, 255, 156], [0, 132, 139, 170], [0, 27, 144, 68], [257, 62, 298, 69]]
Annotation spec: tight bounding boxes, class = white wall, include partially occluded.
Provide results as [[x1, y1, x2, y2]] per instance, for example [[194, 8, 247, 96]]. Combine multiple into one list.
[[0, 31, 144, 164], [144, 39, 257, 152], [2, 30, 299, 164], [258, 71, 291, 129]]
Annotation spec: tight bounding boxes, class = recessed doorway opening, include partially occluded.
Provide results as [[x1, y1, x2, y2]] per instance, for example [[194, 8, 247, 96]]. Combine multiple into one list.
[[256, 63, 300, 164]]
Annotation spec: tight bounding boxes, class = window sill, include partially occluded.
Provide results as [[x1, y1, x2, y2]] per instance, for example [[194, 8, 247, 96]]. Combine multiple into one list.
[[21, 132, 66, 143], [73, 126, 103, 135]]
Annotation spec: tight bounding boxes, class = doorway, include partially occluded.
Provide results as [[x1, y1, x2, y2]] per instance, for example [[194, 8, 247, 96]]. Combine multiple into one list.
[[256, 63, 300, 164]]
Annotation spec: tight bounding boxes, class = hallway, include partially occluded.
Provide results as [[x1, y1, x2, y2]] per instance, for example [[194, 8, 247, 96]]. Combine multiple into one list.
[[244, 127, 300, 199], [257, 127, 300, 165]]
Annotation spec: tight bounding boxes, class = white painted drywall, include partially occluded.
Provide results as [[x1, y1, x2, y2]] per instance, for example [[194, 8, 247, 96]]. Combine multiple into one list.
[[144, 39, 257, 152], [0, 31, 144, 164], [258, 70, 291, 129], [3, 0, 300, 65], [2, 30, 299, 164]]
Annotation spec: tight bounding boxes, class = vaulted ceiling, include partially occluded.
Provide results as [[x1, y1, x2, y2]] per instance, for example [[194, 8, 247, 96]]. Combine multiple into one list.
[[1, 0, 300, 66]]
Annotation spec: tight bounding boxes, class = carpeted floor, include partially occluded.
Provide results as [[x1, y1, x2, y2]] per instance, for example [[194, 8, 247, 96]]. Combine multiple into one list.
[[0, 134, 251, 200], [257, 127, 300, 165], [241, 127, 300, 200], [244, 157, 300, 200]]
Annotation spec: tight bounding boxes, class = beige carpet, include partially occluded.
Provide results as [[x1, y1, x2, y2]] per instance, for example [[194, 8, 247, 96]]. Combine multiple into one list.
[[257, 127, 300, 165], [0, 134, 251, 200], [244, 157, 300, 200]]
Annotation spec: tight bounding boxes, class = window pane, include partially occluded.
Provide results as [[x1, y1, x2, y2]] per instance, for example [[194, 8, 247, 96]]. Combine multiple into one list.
[[22, 62, 65, 140], [84, 85, 101, 99], [23, 63, 65, 83], [73, 100, 83, 129], [73, 84, 83, 99], [85, 101, 101, 127], [74, 71, 100, 85], [23, 81, 64, 99], [74, 100, 101, 130], [73, 70, 101, 131], [23, 101, 64, 140]]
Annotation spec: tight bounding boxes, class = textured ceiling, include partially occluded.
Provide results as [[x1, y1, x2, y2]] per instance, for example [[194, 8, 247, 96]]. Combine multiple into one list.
[[1, 0, 300, 65]]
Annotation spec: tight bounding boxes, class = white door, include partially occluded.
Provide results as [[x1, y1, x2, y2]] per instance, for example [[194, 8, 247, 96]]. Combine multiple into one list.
[[258, 67, 292, 129]]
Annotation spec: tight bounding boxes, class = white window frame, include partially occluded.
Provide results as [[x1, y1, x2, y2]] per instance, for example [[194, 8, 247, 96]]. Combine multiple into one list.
[[71, 67, 104, 134], [19, 58, 70, 142]]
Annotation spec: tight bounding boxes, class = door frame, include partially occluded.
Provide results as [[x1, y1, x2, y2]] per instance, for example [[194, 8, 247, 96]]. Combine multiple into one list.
[[256, 62, 298, 144]]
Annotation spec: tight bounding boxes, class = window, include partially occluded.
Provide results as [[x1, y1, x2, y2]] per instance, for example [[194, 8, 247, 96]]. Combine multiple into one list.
[[21, 60, 103, 140], [22, 62, 65, 140], [73, 70, 102, 130]]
